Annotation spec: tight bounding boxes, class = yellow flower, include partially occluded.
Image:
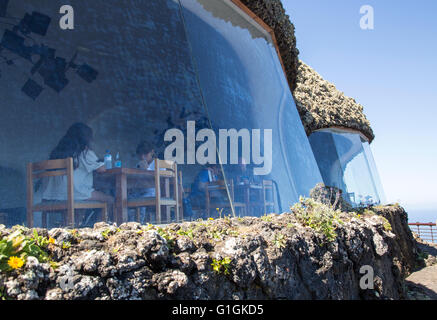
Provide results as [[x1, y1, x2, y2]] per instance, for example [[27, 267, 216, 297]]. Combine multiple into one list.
[[209, 217, 214, 221], [48, 237, 56, 244], [8, 256, 24, 269]]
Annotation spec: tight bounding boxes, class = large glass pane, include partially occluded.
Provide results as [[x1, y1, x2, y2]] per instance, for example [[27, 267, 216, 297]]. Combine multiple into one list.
[[1, 0, 327, 228], [0, 0, 232, 227], [179, 0, 323, 213], [309, 129, 385, 207], [308, 131, 346, 191], [332, 132, 380, 206], [361, 140, 387, 204]]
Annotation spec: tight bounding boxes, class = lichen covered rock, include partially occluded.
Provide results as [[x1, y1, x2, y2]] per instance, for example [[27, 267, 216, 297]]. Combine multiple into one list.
[[293, 61, 375, 141], [0, 203, 418, 300]]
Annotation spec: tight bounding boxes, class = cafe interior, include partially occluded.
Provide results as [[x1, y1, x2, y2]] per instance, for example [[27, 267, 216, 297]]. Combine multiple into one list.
[[0, 0, 329, 227]]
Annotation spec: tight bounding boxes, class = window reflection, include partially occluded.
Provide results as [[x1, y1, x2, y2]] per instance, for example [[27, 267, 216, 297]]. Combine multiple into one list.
[[0, 0, 323, 227], [180, 0, 323, 211], [309, 129, 386, 207]]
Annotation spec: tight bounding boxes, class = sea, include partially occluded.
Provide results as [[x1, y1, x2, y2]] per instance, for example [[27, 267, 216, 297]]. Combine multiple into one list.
[[403, 209, 437, 224]]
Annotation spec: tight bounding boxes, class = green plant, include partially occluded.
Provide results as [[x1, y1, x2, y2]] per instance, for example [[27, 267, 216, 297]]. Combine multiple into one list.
[[0, 229, 49, 272], [0, 286, 10, 300], [50, 261, 59, 269], [101, 229, 111, 239], [211, 257, 232, 275], [381, 217, 392, 231], [177, 228, 195, 240], [61, 241, 71, 250], [261, 214, 273, 222], [272, 233, 286, 249], [157, 227, 175, 250], [292, 197, 343, 243], [32, 230, 50, 248]]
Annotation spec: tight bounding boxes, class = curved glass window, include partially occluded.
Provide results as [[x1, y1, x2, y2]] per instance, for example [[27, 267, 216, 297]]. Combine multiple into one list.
[[179, 0, 323, 210], [0, 0, 322, 227], [309, 129, 386, 207], [361, 139, 387, 204]]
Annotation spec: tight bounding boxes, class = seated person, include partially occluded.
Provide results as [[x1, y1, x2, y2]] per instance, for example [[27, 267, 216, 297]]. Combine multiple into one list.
[[40, 123, 114, 223], [226, 157, 263, 203], [188, 164, 225, 214], [226, 157, 260, 185], [128, 141, 158, 223], [129, 140, 157, 196]]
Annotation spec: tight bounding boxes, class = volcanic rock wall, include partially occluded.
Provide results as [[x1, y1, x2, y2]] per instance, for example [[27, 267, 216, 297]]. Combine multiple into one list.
[[0, 204, 417, 300], [293, 61, 375, 141]]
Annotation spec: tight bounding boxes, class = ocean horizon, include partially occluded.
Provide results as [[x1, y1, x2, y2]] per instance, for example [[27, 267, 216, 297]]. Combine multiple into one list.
[[404, 208, 437, 224]]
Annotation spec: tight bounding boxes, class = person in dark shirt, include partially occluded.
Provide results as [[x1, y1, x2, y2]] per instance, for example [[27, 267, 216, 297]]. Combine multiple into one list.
[[190, 164, 220, 201]]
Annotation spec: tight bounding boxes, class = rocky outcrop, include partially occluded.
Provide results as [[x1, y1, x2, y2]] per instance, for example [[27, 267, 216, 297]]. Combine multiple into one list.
[[293, 61, 375, 141], [0, 203, 417, 300], [371, 205, 418, 274]]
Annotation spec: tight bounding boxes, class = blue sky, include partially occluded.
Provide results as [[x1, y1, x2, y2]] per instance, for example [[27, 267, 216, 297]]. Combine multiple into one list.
[[282, 0, 437, 216]]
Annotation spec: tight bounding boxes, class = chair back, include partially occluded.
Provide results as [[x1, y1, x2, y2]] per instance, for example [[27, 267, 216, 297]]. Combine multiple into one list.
[[27, 158, 74, 227], [156, 159, 177, 174], [153, 159, 179, 223], [262, 179, 275, 214], [206, 180, 235, 201]]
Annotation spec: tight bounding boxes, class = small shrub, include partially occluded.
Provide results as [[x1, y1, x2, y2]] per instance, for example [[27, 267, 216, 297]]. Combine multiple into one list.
[[0, 229, 49, 272], [177, 228, 195, 240], [272, 233, 286, 249], [261, 214, 273, 222], [211, 257, 232, 275], [381, 217, 392, 231], [61, 241, 71, 250], [291, 197, 343, 243], [156, 227, 175, 250]]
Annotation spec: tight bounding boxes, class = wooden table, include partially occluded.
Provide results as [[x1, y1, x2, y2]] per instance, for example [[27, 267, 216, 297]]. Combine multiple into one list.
[[94, 168, 174, 225], [206, 182, 263, 217]]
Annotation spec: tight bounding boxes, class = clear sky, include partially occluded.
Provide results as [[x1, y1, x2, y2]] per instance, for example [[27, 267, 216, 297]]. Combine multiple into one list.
[[282, 0, 437, 216]]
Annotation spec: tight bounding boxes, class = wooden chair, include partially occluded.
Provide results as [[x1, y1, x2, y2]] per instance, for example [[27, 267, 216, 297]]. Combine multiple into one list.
[[262, 180, 276, 214], [206, 180, 246, 217], [27, 158, 107, 228], [128, 159, 180, 224], [244, 180, 276, 216], [178, 171, 184, 222]]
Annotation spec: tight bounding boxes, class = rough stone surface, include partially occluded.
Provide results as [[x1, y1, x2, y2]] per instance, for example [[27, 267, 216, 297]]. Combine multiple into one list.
[[293, 61, 375, 141], [0, 205, 419, 300]]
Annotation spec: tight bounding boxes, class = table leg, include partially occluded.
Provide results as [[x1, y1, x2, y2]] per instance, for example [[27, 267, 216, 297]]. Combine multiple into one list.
[[245, 186, 250, 217], [116, 173, 128, 225], [165, 178, 171, 223]]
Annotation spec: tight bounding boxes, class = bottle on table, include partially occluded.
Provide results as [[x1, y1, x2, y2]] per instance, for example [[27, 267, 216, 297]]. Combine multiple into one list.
[[104, 150, 112, 169], [115, 152, 122, 168]]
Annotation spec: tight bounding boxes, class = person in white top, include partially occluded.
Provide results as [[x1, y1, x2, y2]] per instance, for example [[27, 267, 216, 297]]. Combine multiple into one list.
[[40, 123, 114, 219], [127, 141, 158, 223], [132, 140, 157, 197]]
